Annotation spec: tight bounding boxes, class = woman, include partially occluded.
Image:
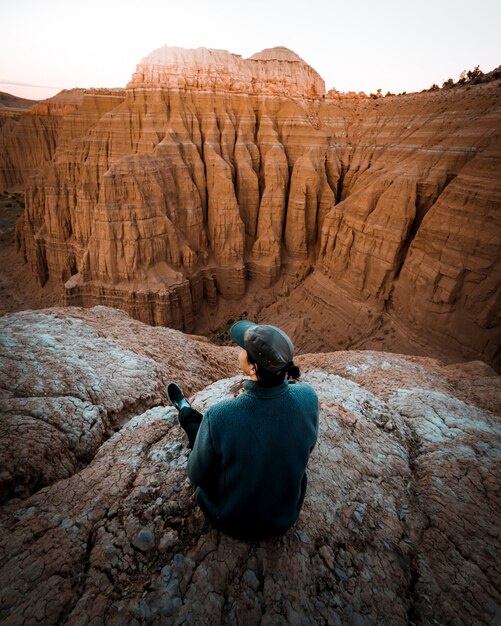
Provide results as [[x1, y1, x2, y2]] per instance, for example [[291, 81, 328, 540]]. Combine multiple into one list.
[[168, 320, 319, 541]]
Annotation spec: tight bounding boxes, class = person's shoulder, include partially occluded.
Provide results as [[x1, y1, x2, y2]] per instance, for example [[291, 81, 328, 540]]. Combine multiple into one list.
[[289, 380, 319, 407], [205, 394, 243, 422], [203, 395, 246, 443]]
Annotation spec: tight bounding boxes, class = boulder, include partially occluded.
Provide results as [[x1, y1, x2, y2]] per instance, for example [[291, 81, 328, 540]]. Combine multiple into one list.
[[0, 307, 499, 624]]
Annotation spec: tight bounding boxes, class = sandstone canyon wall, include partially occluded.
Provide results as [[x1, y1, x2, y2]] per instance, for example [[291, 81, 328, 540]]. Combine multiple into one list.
[[0, 90, 125, 190], [5, 46, 501, 368]]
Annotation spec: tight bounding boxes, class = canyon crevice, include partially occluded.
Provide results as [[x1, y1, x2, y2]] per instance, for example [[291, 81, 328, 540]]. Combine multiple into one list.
[[2, 46, 500, 368]]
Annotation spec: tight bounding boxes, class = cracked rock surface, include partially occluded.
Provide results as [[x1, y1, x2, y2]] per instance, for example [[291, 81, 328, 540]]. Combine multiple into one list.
[[1, 307, 500, 625], [0, 306, 238, 503]]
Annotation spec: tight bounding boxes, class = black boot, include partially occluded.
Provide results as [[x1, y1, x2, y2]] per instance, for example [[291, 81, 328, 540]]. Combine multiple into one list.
[[167, 382, 191, 411]]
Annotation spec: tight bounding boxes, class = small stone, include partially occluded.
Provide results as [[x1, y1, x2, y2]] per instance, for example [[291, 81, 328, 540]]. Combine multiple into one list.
[[352, 511, 364, 525], [159, 595, 173, 616], [52, 514, 63, 527], [295, 530, 310, 544], [166, 578, 180, 597], [319, 545, 335, 569], [159, 530, 178, 551], [132, 528, 155, 552], [136, 599, 152, 620], [69, 525, 80, 538], [138, 486, 150, 499], [15, 506, 36, 520], [334, 568, 348, 582], [243, 569, 260, 592]]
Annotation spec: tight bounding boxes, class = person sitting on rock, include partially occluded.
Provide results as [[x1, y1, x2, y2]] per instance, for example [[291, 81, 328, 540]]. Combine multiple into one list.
[[167, 320, 319, 541]]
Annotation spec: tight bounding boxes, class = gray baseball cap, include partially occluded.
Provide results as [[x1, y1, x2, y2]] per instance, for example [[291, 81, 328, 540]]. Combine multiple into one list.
[[230, 320, 294, 373]]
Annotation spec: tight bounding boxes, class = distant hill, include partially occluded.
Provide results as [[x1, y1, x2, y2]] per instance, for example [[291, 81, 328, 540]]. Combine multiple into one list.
[[43, 87, 125, 106], [0, 91, 38, 111]]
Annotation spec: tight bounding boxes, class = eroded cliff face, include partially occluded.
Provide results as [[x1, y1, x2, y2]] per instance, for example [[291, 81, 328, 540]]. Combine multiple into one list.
[[7, 46, 501, 368], [0, 90, 125, 190], [1, 307, 500, 624], [130, 46, 326, 97]]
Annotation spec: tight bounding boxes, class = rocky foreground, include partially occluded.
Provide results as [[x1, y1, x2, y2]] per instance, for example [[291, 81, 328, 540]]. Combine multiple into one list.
[[0, 306, 499, 625]]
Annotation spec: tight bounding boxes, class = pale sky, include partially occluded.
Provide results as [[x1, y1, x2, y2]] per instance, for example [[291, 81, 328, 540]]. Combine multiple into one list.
[[1, 0, 500, 100]]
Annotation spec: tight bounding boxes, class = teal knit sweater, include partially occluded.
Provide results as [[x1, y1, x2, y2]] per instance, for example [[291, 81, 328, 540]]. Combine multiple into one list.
[[187, 379, 319, 540]]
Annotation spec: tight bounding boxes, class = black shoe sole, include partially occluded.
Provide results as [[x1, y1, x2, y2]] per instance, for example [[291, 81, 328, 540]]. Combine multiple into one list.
[[167, 382, 190, 411]]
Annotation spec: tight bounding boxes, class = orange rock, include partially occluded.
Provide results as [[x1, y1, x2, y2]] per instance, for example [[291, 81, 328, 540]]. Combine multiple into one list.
[[129, 45, 325, 98], [4, 47, 501, 369]]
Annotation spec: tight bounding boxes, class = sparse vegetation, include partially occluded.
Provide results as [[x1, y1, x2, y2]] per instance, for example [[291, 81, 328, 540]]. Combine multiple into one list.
[[466, 65, 484, 82], [211, 311, 249, 344], [436, 65, 500, 92], [457, 67, 485, 85]]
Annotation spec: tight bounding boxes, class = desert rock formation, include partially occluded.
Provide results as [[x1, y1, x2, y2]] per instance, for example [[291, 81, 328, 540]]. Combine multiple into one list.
[[130, 46, 325, 97], [3, 46, 501, 369], [0, 306, 500, 624], [0, 90, 125, 189]]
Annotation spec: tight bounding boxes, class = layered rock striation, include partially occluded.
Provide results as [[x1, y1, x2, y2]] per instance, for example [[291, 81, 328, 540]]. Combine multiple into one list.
[[0, 90, 125, 189], [6, 46, 501, 368], [0, 307, 500, 624], [129, 45, 325, 97]]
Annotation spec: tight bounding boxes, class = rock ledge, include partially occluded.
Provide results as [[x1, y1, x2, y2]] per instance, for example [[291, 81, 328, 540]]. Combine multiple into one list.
[[0, 307, 499, 624]]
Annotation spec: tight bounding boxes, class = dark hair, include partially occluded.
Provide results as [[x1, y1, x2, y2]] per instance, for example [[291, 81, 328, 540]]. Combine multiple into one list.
[[247, 352, 301, 387]]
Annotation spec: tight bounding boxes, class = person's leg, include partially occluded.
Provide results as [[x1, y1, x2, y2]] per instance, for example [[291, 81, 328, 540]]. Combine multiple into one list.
[[178, 406, 203, 449], [167, 382, 203, 448]]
